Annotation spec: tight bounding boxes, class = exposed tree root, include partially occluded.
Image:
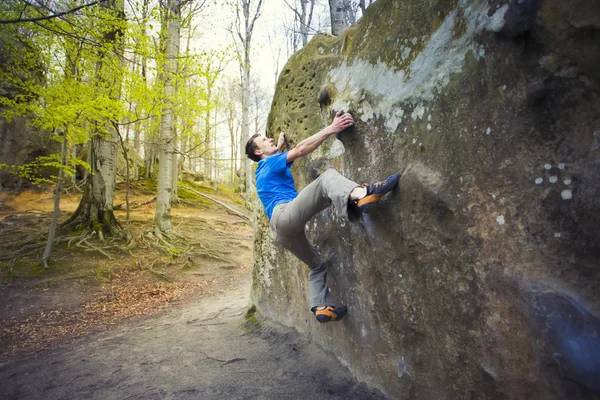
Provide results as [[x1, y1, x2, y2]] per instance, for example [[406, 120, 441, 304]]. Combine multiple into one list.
[[0, 237, 71, 262], [113, 196, 156, 210]]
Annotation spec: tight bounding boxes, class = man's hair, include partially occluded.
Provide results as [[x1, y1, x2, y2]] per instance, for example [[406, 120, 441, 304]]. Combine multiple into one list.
[[245, 133, 262, 162]]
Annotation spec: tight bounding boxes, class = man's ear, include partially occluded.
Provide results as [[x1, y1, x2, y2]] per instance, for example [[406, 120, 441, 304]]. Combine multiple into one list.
[[254, 149, 263, 157]]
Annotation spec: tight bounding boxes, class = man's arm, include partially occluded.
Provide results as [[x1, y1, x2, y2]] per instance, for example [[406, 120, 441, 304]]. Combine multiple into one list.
[[286, 111, 354, 163]]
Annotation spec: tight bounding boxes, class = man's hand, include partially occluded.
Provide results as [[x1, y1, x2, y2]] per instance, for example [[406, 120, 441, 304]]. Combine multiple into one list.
[[330, 110, 354, 135], [286, 111, 353, 163], [276, 132, 285, 153]]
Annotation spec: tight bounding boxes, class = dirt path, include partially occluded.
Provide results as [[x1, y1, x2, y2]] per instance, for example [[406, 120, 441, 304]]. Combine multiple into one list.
[[0, 273, 383, 400], [0, 184, 383, 399]]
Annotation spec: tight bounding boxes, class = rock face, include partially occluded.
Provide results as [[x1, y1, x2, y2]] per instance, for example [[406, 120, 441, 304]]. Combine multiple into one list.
[[0, 35, 55, 189], [251, 0, 600, 398], [0, 116, 57, 188]]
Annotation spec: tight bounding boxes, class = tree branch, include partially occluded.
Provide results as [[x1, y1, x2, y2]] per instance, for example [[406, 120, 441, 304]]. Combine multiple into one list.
[[0, 0, 107, 24]]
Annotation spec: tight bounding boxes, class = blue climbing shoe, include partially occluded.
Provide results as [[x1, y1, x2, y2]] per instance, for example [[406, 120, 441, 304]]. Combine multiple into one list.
[[357, 173, 401, 213]]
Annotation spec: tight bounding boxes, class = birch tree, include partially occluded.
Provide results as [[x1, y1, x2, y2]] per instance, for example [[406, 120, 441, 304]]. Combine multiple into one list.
[[232, 0, 264, 203], [328, 0, 349, 35], [153, 0, 183, 233], [284, 0, 317, 51], [224, 80, 241, 184]]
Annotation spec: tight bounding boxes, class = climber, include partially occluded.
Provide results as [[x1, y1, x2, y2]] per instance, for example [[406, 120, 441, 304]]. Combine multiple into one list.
[[245, 111, 400, 323]]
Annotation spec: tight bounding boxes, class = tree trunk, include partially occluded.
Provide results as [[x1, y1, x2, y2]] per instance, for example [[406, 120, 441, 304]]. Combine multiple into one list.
[[235, 0, 264, 203], [62, 133, 122, 237], [42, 135, 68, 268], [204, 83, 212, 180], [328, 0, 348, 35], [228, 99, 236, 184], [171, 125, 179, 202], [154, 0, 181, 233], [212, 106, 218, 192]]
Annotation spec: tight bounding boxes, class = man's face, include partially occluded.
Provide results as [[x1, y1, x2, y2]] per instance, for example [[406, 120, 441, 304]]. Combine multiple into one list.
[[254, 135, 277, 159]]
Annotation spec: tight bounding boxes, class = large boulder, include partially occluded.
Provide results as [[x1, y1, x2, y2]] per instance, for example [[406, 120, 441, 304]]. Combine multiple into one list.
[[0, 28, 55, 189], [251, 0, 600, 399]]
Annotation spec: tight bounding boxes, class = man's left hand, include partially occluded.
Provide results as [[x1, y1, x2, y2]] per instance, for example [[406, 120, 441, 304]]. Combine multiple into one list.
[[276, 132, 285, 152]]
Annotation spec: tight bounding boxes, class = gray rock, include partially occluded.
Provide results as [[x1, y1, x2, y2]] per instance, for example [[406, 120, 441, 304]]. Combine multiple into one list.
[[252, 0, 600, 399]]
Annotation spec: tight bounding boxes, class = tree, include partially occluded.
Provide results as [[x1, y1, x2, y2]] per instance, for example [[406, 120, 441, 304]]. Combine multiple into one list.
[[284, 0, 317, 51], [328, 0, 349, 35], [62, 0, 127, 238], [224, 79, 241, 184], [153, 0, 183, 234], [232, 0, 264, 204], [358, 0, 375, 15]]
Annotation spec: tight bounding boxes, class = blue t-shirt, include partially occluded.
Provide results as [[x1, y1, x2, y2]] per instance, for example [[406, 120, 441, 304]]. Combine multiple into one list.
[[255, 152, 298, 219]]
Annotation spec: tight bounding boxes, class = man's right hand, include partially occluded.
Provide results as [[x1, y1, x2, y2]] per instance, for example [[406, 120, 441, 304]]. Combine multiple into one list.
[[286, 110, 354, 163], [330, 110, 354, 134]]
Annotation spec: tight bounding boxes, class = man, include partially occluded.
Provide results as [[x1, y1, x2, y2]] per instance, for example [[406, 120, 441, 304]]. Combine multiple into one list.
[[245, 111, 400, 323]]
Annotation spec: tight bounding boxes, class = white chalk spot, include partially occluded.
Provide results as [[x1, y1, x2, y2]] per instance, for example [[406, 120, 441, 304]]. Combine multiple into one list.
[[411, 37, 418, 45], [427, 123, 432, 130], [385, 107, 405, 131], [401, 46, 412, 60], [327, 138, 346, 158], [358, 167, 362, 172], [399, 274, 403, 279], [496, 215, 505, 225], [427, 114, 432, 121], [486, 127, 491, 135], [359, 101, 374, 122], [561, 190, 572, 200], [491, 194, 496, 199], [558, 163, 565, 169], [554, 232, 561, 238], [502, 85, 507, 91], [549, 176, 558, 183], [412, 138, 417, 144], [411, 105, 426, 120], [563, 179, 571, 185], [544, 164, 552, 170], [535, 177, 543, 184]]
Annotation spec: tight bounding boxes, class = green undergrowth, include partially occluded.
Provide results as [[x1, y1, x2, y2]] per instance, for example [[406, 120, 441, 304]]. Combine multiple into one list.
[[127, 178, 244, 207], [243, 305, 260, 333], [0, 255, 80, 284], [178, 180, 245, 207]]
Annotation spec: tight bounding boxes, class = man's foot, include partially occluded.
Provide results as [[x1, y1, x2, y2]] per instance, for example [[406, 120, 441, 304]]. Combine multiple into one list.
[[357, 173, 401, 213], [314, 305, 347, 323]]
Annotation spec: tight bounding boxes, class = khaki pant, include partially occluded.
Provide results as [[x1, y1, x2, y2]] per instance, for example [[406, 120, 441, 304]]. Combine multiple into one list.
[[270, 169, 360, 310]]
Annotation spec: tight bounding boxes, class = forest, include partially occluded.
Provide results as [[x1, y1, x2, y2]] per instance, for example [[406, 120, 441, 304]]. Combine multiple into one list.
[[0, 0, 371, 358]]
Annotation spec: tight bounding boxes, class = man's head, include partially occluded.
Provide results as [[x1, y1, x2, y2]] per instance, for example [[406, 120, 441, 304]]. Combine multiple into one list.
[[245, 134, 277, 162]]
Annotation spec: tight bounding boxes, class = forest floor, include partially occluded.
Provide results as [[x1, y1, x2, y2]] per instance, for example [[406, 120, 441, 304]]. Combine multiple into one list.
[[0, 181, 382, 399], [0, 180, 254, 359]]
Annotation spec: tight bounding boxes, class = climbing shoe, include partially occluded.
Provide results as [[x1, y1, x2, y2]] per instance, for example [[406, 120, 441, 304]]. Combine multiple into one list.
[[314, 305, 347, 323], [357, 173, 401, 213]]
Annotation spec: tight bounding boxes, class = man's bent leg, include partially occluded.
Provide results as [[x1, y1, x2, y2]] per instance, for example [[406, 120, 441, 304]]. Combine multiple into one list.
[[275, 230, 334, 309], [275, 169, 360, 237]]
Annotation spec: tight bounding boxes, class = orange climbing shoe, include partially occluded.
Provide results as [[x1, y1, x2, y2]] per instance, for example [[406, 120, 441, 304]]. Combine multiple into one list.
[[314, 305, 347, 323], [356, 173, 401, 213]]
